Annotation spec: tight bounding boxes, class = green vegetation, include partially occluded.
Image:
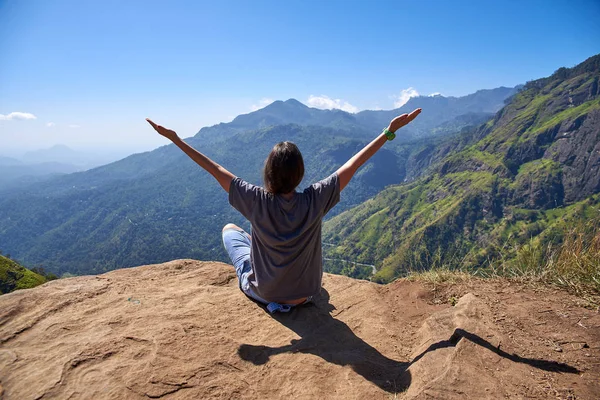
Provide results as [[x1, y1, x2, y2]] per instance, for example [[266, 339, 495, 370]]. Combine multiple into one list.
[[0, 254, 47, 294], [0, 124, 417, 276], [323, 54, 600, 300], [1, 55, 598, 298], [367, 200, 600, 305], [521, 98, 600, 141], [0, 89, 514, 276], [479, 219, 600, 302], [324, 170, 500, 282]]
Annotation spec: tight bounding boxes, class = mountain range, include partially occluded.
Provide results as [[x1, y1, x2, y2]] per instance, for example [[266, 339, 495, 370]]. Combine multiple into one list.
[[195, 87, 518, 144], [323, 54, 600, 281], [0, 145, 129, 192], [0, 86, 519, 276]]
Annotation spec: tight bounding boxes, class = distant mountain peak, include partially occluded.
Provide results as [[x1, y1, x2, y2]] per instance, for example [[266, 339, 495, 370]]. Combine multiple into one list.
[[259, 98, 309, 112], [252, 98, 308, 114], [283, 98, 307, 107], [48, 144, 74, 151]]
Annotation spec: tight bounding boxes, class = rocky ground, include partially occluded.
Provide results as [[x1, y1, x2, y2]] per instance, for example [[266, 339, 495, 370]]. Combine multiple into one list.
[[0, 260, 598, 399]]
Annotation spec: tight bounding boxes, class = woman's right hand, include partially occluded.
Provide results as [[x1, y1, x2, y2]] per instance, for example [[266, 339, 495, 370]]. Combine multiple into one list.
[[388, 108, 422, 133], [146, 118, 180, 142]]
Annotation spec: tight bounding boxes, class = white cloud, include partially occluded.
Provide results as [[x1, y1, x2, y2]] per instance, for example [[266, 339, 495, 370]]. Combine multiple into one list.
[[46, 122, 55, 127], [428, 92, 443, 97], [306, 95, 358, 113], [392, 87, 419, 108], [250, 98, 274, 111], [68, 124, 81, 129], [0, 112, 37, 121]]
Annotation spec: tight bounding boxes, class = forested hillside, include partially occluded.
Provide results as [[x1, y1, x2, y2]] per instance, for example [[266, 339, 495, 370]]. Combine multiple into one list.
[[0, 89, 516, 276], [0, 254, 47, 294], [323, 54, 600, 282]]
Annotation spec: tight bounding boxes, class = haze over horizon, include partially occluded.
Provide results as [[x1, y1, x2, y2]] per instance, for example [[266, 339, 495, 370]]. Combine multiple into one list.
[[1, 0, 599, 155]]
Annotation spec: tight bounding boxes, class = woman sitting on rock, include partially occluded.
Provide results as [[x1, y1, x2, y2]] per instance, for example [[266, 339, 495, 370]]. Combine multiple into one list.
[[146, 108, 421, 313]]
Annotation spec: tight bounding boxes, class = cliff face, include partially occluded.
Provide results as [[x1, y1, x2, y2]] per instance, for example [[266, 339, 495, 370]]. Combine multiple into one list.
[[1, 260, 598, 399], [549, 108, 600, 203], [435, 56, 600, 206], [499, 76, 600, 205]]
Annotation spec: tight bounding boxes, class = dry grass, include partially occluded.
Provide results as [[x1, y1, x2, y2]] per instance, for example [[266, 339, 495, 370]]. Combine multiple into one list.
[[403, 222, 600, 306], [546, 227, 600, 290], [488, 223, 600, 304], [405, 268, 473, 285]]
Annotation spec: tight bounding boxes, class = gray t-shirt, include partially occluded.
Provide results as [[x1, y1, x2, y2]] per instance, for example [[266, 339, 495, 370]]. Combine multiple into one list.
[[228, 172, 340, 302]]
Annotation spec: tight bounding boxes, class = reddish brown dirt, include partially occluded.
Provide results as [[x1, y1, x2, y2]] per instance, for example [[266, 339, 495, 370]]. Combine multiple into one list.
[[0, 260, 598, 399]]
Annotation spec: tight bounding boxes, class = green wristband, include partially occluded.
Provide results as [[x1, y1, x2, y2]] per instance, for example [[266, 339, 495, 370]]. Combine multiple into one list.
[[383, 128, 396, 141]]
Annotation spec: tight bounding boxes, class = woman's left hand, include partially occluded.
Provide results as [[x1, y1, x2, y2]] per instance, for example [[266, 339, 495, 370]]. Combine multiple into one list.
[[388, 108, 422, 133]]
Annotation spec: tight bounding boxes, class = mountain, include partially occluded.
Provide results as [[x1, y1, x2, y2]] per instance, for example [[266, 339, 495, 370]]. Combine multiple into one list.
[[322, 54, 600, 282], [0, 254, 46, 294], [193, 99, 368, 145], [0, 156, 22, 166], [0, 125, 405, 276], [21, 144, 86, 165], [20, 144, 121, 168], [0, 87, 517, 276], [0, 145, 133, 193], [1, 260, 597, 399], [354, 86, 520, 139], [226, 99, 362, 132], [0, 161, 82, 191], [195, 87, 518, 144]]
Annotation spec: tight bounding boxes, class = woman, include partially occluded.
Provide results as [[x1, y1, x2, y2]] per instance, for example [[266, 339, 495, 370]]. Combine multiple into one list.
[[146, 108, 421, 313]]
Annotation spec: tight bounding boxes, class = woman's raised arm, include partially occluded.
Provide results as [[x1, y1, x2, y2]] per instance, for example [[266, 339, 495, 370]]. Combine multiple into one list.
[[336, 108, 421, 191], [146, 118, 234, 192]]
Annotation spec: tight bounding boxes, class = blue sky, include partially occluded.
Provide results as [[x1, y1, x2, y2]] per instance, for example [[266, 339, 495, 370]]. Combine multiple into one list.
[[1, 0, 599, 154]]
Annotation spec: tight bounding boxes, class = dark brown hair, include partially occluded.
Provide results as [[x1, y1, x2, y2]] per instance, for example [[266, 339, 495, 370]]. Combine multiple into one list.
[[263, 141, 304, 194]]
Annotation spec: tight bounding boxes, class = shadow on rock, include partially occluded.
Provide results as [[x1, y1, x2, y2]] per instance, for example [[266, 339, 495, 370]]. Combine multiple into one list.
[[447, 329, 579, 374], [238, 289, 411, 393], [238, 290, 580, 394], [410, 328, 579, 374]]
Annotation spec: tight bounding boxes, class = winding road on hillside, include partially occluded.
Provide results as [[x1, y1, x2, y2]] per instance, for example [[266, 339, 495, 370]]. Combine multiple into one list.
[[323, 257, 377, 275]]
